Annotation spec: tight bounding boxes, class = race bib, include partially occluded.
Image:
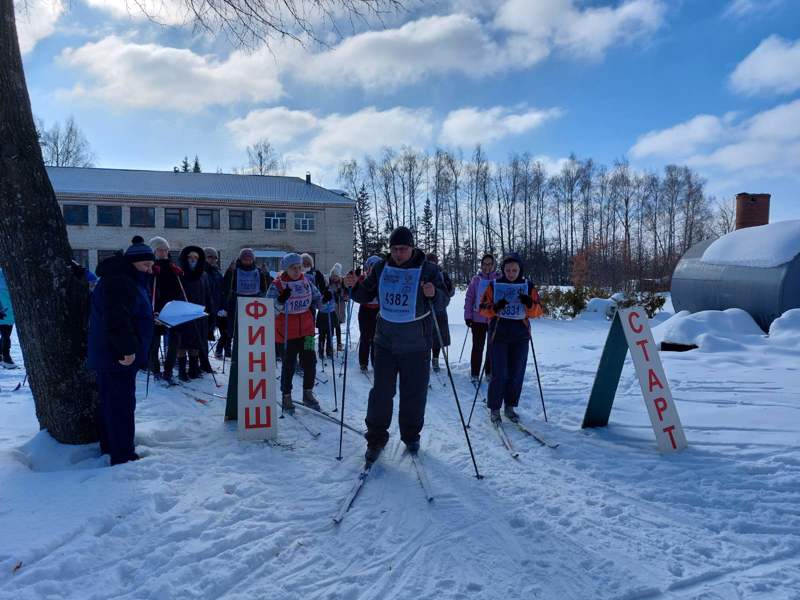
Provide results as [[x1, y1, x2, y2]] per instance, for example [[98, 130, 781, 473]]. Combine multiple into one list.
[[379, 265, 422, 323], [236, 268, 261, 296], [494, 282, 528, 320], [475, 278, 492, 310], [285, 279, 313, 314]]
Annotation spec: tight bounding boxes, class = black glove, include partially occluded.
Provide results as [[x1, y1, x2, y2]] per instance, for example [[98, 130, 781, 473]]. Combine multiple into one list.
[[278, 287, 291, 303], [494, 298, 508, 312], [322, 290, 333, 302], [465, 319, 473, 328], [519, 294, 533, 308]]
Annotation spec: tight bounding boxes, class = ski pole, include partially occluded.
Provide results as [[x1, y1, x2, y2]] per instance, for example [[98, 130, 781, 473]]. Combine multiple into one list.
[[457, 326, 468, 363], [337, 288, 353, 460], [429, 299, 483, 479], [467, 319, 498, 427], [281, 297, 290, 419], [527, 323, 548, 423], [327, 309, 339, 411]]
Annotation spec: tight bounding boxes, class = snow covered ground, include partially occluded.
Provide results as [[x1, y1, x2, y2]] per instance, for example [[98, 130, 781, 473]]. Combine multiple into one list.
[[1, 292, 799, 599]]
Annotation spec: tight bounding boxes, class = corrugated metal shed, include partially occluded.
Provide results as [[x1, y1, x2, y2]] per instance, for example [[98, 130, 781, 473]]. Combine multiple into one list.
[[46, 166, 352, 206]]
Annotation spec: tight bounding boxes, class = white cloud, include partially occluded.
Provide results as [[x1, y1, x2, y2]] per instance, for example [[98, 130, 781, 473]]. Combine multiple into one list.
[[58, 36, 284, 111], [629, 99, 800, 177], [440, 106, 562, 147], [226, 107, 319, 147], [494, 0, 666, 60], [82, 0, 190, 25], [723, 0, 785, 19], [14, 0, 64, 54], [730, 35, 800, 96]]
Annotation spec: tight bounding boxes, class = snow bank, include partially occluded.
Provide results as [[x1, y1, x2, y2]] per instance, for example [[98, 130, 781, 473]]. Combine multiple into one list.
[[13, 431, 107, 472], [701, 219, 800, 268], [769, 309, 800, 346], [578, 297, 616, 320], [653, 309, 765, 351]]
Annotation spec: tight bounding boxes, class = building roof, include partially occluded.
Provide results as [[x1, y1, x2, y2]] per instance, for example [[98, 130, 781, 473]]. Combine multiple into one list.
[[46, 166, 352, 206]]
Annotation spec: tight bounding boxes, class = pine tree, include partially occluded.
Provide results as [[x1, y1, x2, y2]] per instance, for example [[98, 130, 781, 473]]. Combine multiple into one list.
[[420, 196, 434, 253], [181, 156, 190, 172], [192, 155, 201, 173]]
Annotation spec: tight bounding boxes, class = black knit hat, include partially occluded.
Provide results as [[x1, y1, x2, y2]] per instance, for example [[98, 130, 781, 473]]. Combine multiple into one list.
[[389, 226, 414, 247], [125, 238, 155, 263], [501, 252, 524, 276]]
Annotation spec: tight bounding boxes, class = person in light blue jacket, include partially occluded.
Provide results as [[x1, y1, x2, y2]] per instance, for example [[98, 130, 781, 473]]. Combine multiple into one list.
[[0, 269, 17, 369]]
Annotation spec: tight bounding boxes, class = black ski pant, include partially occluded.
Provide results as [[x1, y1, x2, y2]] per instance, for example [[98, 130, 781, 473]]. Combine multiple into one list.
[[470, 322, 492, 378], [365, 346, 430, 447], [96, 368, 138, 466], [216, 316, 231, 356], [280, 337, 316, 394], [358, 307, 378, 368], [487, 339, 528, 410], [0, 324, 12, 361]]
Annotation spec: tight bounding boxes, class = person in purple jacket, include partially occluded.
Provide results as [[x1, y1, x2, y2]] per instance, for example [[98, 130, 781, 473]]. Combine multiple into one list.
[[464, 253, 499, 385]]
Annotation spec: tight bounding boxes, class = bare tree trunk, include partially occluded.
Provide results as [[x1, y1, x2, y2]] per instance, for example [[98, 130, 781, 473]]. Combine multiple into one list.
[[1, 0, 95, 443]]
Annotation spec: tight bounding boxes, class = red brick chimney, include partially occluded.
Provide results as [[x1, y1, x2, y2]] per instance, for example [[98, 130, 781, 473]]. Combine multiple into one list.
[[735, 193, 770, 230]]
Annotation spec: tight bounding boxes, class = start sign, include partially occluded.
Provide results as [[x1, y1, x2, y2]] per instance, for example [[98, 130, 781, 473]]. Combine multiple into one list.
[[582, 306, 688, 453], [236, 297, 278, 441]]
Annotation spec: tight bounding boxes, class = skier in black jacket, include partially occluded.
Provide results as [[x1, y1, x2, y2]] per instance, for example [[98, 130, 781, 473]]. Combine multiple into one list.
[[88, 238, 154, 466], [345, 226, 449, 462], [178, 246, 213, 380]]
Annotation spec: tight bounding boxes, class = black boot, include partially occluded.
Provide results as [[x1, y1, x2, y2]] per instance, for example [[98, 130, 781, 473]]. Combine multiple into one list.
[[199, 353, 215, 374], [178, 356, 189, 382], [188, 355, 202, 379]]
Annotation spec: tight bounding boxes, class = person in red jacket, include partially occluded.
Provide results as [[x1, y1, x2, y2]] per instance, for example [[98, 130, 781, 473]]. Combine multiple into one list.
[[268, 252, 322, 413]]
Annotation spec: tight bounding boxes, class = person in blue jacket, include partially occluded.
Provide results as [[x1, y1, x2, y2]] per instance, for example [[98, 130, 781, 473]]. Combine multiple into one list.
[[0, 268, 17, 369], [88, 238, 155, 466]]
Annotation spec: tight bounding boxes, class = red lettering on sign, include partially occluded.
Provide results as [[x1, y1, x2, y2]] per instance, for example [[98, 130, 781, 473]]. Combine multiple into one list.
[[248, 325, 266, 346], [648, 369, 664, 393], [628, 311, 644, 334], [249, 379, 267, 400], [636, 339, 650, 362], [245, 301, 268, 320], [663, 425, 677, 449], [249, 352, 267, 373], [245, 406, 271, 429], [653, 397, 668, 421]]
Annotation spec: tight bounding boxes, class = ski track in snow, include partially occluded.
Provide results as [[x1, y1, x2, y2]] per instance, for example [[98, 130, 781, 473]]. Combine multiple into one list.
[[1, 294, 800, 599]]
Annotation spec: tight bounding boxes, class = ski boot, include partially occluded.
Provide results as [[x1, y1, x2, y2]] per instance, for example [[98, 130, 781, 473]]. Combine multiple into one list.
[[281, 393, 295, 415], [302, 389, 321, 411], [405, 440, 420, 455], [431, 356, 440, 373], [470, 375, 480, 387], [360, 365, 369, 374], [504, 406, 520, 423], [364, 445, 383, 464], [490, 409, 502, 424], [177, 357, 190, 382]]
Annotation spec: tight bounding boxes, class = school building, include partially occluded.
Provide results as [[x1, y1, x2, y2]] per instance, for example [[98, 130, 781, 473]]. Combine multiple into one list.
[[48, 166, 354, 274]]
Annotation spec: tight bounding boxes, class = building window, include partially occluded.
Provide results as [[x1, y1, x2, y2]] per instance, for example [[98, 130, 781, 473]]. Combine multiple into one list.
[[97, 249, 120, 263], [73, 249, 89, 269], [229, 209, 252, 230], [264, 211, 287, 231], [294, 211, 316, 232], [130, 207, 155, 228], [197, 208, 220, 230], [63, 204, 89, 226], [97, 205, 122, 227], [165, 207, 189, 229]]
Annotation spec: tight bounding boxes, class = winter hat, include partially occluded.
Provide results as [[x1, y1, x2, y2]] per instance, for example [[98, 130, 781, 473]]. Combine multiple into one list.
[[148, 236, 170, 252], [131, 235, 145, 245], [281, 252, 302, 271], [300, 252, 314, 267], [330, 263, 343, 278], [481, 253, 496, 264], [203, 247, 218, 259], [125, 239, 155, 263], [239, 248, 255, 261], [389, 226, 414, 248], [500, 252, 524, 277], [364, 255, 382, 270]]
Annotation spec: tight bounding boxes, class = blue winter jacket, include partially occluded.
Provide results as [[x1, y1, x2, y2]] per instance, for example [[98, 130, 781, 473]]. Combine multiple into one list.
[[0, 269, 14, 326], [88, 255, 154, 372]]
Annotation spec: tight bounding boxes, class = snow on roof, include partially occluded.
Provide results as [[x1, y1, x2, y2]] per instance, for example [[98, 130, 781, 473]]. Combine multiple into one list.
[[701, 219, 800, 268], [653, 308, 765, 351], [46, 166, 353, 206]]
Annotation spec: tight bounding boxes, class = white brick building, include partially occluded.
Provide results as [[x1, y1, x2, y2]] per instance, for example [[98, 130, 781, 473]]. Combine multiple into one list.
[[48, 166, 354, 274]]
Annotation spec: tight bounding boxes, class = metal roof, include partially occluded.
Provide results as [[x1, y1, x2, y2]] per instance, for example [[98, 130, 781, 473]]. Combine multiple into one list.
[[46, 166, 353, 206]]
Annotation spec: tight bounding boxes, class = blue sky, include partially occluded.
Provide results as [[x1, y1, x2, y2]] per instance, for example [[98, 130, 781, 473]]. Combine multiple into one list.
[[15, 0, 800, 221]]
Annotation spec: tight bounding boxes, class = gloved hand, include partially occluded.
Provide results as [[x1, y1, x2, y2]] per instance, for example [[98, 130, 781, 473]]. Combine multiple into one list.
[[519, 294, 533, 308], [217, 309, 227, 317], [465, 319, 473, 328], [278, 287, 291, 303], [322, 290, 333, 302], [494, 298, 508, 312]]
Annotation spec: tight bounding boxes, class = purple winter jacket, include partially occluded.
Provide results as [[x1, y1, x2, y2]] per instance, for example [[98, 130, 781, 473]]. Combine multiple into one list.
[[464, 270, 499, 324]]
